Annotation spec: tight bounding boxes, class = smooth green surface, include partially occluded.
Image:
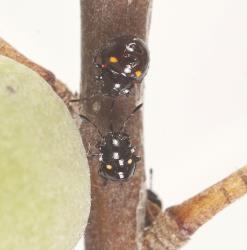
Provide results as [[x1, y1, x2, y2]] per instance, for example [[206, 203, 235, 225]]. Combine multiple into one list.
[[0, 56, 90, 250]]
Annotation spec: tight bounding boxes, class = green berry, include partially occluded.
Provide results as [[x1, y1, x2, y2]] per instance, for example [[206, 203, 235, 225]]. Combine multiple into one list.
[[0, 56, 90, 250]]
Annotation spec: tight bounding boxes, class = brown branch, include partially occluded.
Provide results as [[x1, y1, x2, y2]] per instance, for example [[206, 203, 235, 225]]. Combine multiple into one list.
[[142, 164, 247, 250], [80, 0, 152, 249], [0, 37, 75, 106]]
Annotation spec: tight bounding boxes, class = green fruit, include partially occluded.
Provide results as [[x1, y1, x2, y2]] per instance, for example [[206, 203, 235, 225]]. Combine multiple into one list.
[[0, 56, 90, 250]]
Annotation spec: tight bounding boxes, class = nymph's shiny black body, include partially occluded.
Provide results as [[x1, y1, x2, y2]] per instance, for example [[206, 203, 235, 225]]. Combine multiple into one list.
[[79, 104, 142, 182], [95, 36, 149, 97], [98, 132, 140, 181]]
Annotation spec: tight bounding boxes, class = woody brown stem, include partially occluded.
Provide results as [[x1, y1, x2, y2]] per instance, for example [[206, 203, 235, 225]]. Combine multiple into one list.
[[80, 0, 152, 249], [142, 164, 247, 250]]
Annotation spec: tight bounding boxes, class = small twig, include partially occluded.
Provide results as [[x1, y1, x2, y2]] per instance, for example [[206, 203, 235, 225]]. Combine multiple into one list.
[[142, 164, 247, 250], [0, 37, 75, 106]]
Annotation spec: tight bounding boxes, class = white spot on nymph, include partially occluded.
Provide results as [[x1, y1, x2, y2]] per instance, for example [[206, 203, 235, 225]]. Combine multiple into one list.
[[119, 159, 124, 166], [99, 155, 103, 161], [113, 152, 119, 159], [118, 172, 124, 179], [112, 139, 119, 146], [126, 44, 134, 52], [114, 83, 120, 89], [131, 148, 135, 153], [124, 65, 131, 74]]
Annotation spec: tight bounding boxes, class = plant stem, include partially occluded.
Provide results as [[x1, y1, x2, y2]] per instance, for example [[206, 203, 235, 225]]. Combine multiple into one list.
[[142, 164, 247, 250], [80, 0, 152, 249]]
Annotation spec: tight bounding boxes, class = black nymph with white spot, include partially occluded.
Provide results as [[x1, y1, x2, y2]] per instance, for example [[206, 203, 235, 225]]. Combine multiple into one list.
[[98, 131, 140, 181], [94, 36, 149, 97], [80, 104, 142, 181]]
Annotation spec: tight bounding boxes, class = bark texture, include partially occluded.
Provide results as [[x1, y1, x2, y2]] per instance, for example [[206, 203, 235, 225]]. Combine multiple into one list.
[[167, 165, 247, 235], [80, 0, 152, 250], [142, 164, 247, 249]]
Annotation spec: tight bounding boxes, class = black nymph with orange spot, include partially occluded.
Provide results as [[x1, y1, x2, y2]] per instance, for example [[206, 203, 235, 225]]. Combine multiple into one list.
[[94, 36, 149, 97], [79, 104, 142, 181], [98, 131, 140, 181]]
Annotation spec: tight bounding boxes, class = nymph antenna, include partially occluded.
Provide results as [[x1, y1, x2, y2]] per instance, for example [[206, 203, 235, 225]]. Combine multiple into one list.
[[120, 103, 143, 132]]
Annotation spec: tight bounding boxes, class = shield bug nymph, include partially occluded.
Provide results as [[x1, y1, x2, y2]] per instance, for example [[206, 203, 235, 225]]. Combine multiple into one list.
[[97, 131, 140, 181], [94, 36, 149, 97], [80, 104, 143, 181]]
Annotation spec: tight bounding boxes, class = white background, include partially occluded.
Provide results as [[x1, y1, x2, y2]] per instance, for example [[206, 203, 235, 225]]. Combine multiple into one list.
[[0, 0, 247, 249]]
